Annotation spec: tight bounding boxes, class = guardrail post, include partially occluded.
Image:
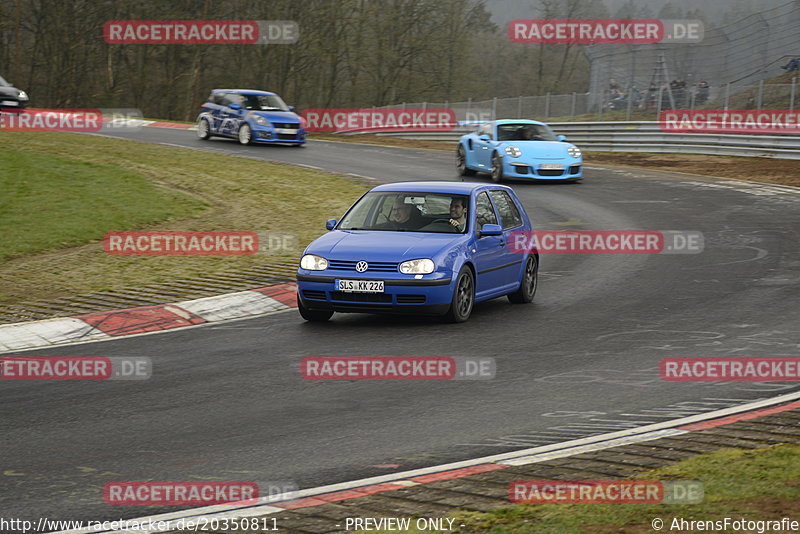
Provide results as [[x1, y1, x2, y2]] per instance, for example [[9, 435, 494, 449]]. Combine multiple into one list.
[[571, 92, 577, 119], [422, 101, 427, 111], [757, 80, 764, 110], [492, 97, 497, 120], [466, 97, 472, 122], [791, 77, 797, 112], [724, 83, 731, 111], [626, 87, 633, 120], [545, 92, 551, 118], [401, 102, 406, 110], [518, 95, 522, 118]]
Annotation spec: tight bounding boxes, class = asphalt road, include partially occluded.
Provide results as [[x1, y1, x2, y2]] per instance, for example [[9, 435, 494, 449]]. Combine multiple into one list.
[[2, 127, 799, 524]]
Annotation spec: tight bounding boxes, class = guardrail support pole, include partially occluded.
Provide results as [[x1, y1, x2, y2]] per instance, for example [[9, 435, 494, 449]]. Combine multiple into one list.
[[626, 87, 633, 120], [422, 101, 427, 111], [757, 80, 764, 110], [791, 77, 797, 112], [724, 83, 731, 111], [518, 96, 522, 118], [545, 92, 551, 118], [571, 92, 577, 119], [492, 97, 497, 120]]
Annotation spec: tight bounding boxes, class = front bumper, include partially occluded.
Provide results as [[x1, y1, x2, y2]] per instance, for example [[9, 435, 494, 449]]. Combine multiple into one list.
[[297, 272, 453, 315], [252, 126, 306, 144], [504, 160, 582, 179]]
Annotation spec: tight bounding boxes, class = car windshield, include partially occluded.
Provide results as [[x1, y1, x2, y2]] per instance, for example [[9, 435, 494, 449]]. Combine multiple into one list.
[[0, 76, 9, 86], [338, 192, 470, 233], [497, 123, 557, 141], [241, 93, 289, 112]]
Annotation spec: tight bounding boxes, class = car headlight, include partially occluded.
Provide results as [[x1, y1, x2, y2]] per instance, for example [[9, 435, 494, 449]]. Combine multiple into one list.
[[568, 146, 581, 158], [399, 258, 435, 275], [504, 145, 522, 158], [17, 91, 28, 100], [300, 254, 328, 270], [254, 116, 270, 127]]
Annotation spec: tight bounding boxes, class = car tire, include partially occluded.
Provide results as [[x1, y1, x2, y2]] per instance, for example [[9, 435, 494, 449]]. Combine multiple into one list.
[[490, 152, 503, 183], [197, 118, 211, 140], [444, 266, 475, 323], [508, 255, 538, 304], [238, 123, 253, 145], [297, 296, 333, 322], [456, 145, 476, 178]]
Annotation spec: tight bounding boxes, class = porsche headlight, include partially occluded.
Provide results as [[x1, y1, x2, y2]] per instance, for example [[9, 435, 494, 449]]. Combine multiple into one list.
[[568, 146, 581, 158], [17, 91, 28, 100], [399, 258, 435, 275], [300, 254, 328, 270], [254, 116, 270, 127], [504, 145, 522, 158]]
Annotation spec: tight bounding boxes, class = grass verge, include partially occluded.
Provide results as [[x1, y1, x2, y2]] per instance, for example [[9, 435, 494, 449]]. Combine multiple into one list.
[[362, 443, 800, 533], [0, 132, 369, 305], [312, 134, 800, 187]]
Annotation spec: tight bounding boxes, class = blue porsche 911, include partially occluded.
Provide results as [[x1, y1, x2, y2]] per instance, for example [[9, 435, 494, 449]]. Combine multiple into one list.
[[196, 89, 306, 146], [456, 119, 582, 182], [296, 181, 538, 323]]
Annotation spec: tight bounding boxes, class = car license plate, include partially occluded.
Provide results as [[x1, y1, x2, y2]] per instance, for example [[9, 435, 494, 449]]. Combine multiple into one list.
[[275, 128, 298, 134], [336, 279, 384, 293], [0, 100, 18, 106], [539, 164, 564, 170]]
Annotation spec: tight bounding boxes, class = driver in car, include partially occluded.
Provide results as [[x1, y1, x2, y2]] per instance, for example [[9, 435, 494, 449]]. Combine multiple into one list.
[[377, 197, 422, 229], [449, 197, 468, 232]]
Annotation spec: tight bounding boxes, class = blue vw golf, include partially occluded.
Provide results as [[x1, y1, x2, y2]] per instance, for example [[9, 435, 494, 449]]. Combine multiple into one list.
[[196, 89, 306, 146], [456, 119, 582, 182], [296, 181, 538, 323]]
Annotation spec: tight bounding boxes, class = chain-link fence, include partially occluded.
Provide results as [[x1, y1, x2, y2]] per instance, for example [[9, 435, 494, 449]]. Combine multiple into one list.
[[373, 78, 798, 123]]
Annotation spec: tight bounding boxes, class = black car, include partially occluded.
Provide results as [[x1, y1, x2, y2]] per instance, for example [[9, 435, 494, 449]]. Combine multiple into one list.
[[0, 75, 29, 109]]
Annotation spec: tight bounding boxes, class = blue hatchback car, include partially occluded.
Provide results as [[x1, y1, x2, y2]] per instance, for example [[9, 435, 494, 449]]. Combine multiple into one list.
[[196, 89, 306, 146], [296, 181, 538, 323], [457, 120, 582, 182]]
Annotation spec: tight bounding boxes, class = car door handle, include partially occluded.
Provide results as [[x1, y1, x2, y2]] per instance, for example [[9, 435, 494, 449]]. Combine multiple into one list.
[[499, 241, 506, 247]]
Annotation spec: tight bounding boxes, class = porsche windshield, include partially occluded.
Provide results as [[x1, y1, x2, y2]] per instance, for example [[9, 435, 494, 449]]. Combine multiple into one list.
[[338, 192, 469, 233], [497, 123, 557, 141]]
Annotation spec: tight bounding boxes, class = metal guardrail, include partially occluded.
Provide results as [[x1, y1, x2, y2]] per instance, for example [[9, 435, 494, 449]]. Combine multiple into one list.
[[371, 122, 800, 160]]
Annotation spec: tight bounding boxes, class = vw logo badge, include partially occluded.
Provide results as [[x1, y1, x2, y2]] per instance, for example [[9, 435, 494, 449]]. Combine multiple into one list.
[[355, 261, 368, 273]]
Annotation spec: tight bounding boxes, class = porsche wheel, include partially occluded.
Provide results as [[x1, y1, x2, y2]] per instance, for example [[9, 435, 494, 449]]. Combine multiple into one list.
[[197, 118, 211, 140], [508, 255, 538, 304], [490, 152, 503, 183], [456, 145, 476, 177], [298, 296, 333, 322], [444, 266, 474, 323], [238, 123, 253, 145]]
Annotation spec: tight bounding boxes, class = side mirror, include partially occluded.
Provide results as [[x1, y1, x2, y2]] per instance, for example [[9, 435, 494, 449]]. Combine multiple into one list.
[[229, 103, 241, 110], [288, 106, 296, 112], [325, 219, 338, 230], [479, 223, 502, 237], [557, 134, 567, 142], [478, 134, 491, 141]]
